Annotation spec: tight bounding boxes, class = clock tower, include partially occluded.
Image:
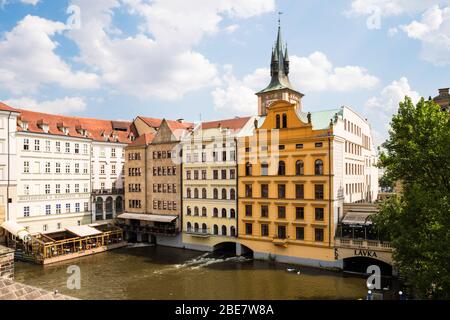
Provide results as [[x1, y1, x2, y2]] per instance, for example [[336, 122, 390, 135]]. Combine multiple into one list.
[[256, 23, 304, 116]]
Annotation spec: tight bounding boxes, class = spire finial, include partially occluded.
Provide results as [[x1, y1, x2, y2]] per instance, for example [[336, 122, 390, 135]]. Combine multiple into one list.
[[278, 11, 283, 27]]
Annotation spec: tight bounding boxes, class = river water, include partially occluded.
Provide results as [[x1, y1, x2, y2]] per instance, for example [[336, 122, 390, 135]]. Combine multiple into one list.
[[14, 245, 368, 300]]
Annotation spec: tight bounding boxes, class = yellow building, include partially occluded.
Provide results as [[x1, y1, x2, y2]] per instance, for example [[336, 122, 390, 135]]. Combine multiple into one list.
[[181, 117, 256, 252], [236, 24, 342, 268]]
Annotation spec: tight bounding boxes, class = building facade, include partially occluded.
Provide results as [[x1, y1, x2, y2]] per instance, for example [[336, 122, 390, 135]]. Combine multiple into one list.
[[181, 117, 256, 252], [236, 24, 378, 268], [433, 87, 450, 111]]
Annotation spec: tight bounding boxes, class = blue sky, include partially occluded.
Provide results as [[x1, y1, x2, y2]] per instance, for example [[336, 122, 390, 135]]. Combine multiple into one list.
[[0, 0, 449, 145]]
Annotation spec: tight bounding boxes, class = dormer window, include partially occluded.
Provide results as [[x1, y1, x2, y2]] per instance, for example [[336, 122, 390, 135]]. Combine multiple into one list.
[[57, 123, 69, 135], [21, 121, 29, 131], [37, 120, 49, 133]]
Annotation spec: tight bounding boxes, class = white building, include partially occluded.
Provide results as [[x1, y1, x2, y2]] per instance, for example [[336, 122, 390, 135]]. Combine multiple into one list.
[[0, 103, 134, 235]]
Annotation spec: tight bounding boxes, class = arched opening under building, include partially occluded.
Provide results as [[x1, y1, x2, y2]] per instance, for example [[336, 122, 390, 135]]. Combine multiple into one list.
[[343, 257, 393, 277], [213, 242, 237, 256]]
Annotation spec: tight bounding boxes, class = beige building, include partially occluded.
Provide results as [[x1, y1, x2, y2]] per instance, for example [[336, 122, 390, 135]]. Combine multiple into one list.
[[119, 119, 193, 245], [433, 88, 450, 112], [181, 117, 256, 252]]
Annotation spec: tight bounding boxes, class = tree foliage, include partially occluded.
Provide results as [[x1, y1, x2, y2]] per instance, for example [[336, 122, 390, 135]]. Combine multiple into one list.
[[373, 97, 450, 299]]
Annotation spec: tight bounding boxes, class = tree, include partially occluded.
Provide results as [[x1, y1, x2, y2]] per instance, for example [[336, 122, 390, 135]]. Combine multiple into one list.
[[373, 97, 450, 299]]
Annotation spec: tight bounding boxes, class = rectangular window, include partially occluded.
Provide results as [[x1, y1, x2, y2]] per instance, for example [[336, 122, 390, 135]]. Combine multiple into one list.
[[23, 206, 30, 217], [65, 163, 70, 174], [46, 205, 51, 215], [55, 184, 60, 194], [245, 184, 252, 198], [230, 169, 235, 180], [75, 163, 80, 174], [315, 228, 324, 242], [278, 184, 286, 198], [296, 207, 304, 220], [295, 184, 304, 199], [245, 223, 253, 235], [84, 202, 89, 212], [202, 170, 207, 180], [277, 225, 287, 239], [23, 161, 30, 173], [245, 205, 252, 217], [261, 205, 269, 218], [83, 144, 88, 155], [112, 164, 116, 175], [45, 140, 51, 152], [315, 142, 323, 148], [74, 143, 80, 154], [56, 163, 61, 174], [65, 142, 70, 153], [55, 142, 61, 152], [296, 144, 303, 149], [56, 204, 61, 214], [45, 184, 50, 194], [75, 203, 80, 213], [75, 184, 80, 193], [34, 140, 40, 151], [315, 184, 324, 200], [261, 224, 269, 237], [296, 227, 304, 240], [278, 206, 286, 219], [221, 170, 226, 180], [66, 203, 71, 213], [65, 184, 70, 194], [111, 148, 116, 157], [261, 184, 269, 198], [23, 138, 29, 151], [213, 170, 218, 180], [315, 208, 324, 221]]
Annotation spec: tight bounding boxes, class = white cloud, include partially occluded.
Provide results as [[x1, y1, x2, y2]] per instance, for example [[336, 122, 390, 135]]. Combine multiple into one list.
[[224, 24, 239, 34], [64, 0, 274, 100], [21, 0, 39, 5], [0, 15, 100, 95], [365, 77, 420, 115], [348, 0, 445, 18], [364, 77, 421, 145], [400, 5, 450, 65], [212, 52, 379, 114], [4, 96, 87, 114]]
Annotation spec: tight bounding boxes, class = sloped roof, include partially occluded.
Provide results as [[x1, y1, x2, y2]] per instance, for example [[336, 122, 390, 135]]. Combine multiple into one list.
[[15, 108, 134, 143], [128, 132, 155, 147], [297, 108, 342, 130], [200, 116, 251, 130], [0, 102, 20, 113]]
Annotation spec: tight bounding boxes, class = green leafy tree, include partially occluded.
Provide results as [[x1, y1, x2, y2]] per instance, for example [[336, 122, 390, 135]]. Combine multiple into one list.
[[373, 97, 450, 299]]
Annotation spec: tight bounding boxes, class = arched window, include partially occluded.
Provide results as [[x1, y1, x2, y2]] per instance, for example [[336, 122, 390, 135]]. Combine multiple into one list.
[[202, 223, 207, 233], [194, 188, 199, 199], [105, 197, 113, 217], [202, 188, 207, 199], [213, 208, 218, 217], [245, 162, 252, 176], [213, 188, 218, 199], [278, 161, 286, 176], [230, 189, 236, 200], [315, 159, 324, 175], [230, 226, 236, 237], [187, 222, 192, 231], [296, 160, 304, 176], [115, 196, 124, 214], [95, 197, 103, 216], [261, 162, 269, 176], [282, 113, 287, 128], [194, 223, 199, 232], [222, 225, 227, 236], [187, 188, 191, 198], [230, 209, 236, 218], [221, 208, 227, 218], [213, 225, 219, 235], [222, 188, 227, 200], [194, 207, 199, 216], [276, 114, 281, 129], [202, 207, 207, 217], [186, 206, 192, 216]]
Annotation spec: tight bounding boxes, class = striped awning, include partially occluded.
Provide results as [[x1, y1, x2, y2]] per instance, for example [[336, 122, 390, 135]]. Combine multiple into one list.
[[342, 211, 374, 226], [117, 213, 178, 223]]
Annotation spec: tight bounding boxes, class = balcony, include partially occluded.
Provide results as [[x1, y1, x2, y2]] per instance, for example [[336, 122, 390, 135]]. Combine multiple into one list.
[[185, 228, 210, 238], [92, 188, 124, 196], [335, 237, 392, 251], [272, 236, 288, 247]]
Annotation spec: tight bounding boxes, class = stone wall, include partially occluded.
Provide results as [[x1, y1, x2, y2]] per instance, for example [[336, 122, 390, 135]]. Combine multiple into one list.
[[0, 245, 15, 280]]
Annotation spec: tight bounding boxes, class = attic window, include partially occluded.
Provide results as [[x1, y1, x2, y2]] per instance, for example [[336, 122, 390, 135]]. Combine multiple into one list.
[[62, 127, 69, 135], [21, 121, 29, 131]]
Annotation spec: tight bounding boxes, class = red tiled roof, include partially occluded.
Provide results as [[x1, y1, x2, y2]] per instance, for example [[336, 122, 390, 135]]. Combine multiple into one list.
[[128, 133, 155, 147], [200, 116, 252, 130], [0, 102, 20, 113], [16, 109, 134, 144]]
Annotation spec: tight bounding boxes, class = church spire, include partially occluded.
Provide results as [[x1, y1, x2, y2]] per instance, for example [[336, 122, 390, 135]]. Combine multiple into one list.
[[256, 15, 304, 116]]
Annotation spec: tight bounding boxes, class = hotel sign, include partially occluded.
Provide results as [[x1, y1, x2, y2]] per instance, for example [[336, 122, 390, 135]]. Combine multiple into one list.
[[354, 249, 378, 258]]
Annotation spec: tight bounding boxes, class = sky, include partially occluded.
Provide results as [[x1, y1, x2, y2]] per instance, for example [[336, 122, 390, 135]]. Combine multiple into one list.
[[0, 0, 449, 146]]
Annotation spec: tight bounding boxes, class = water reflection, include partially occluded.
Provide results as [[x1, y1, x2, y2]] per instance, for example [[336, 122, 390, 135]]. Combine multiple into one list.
[[14, 246, 367, 300]]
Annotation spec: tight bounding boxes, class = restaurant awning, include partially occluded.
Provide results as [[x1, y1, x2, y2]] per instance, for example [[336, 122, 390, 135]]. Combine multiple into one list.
[[341, 211, 375, 226], [65, 225, 103, 237], [1, 221, 31, 241], [117, 213, 178, 223]]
